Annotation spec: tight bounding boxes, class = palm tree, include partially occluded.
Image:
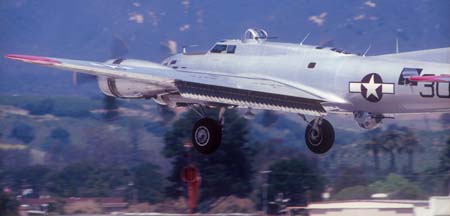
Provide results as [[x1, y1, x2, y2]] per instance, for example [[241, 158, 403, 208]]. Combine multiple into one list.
[[397, 127, 420, 174], [379, 125, 404, 173], [364, 128, 383, 172], [438, 138, 450, 194]]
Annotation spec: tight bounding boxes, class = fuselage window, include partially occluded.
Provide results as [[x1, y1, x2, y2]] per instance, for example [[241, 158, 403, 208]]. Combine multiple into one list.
[[210, 44, 227, 53], [227, 45, 236, 54], [170, 60, 177, 65], [308, 62, 316, 69]]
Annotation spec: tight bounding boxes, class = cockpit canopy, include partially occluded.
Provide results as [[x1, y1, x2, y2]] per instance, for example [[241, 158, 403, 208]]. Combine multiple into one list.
[[243, 28, 268, 43], [210, 44, 236, 54]]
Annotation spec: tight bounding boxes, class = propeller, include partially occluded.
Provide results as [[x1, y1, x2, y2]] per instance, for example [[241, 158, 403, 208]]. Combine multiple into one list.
[[102, 35, 130, 121], [72, 35, 129, 86], [110, 35, 129, 59]]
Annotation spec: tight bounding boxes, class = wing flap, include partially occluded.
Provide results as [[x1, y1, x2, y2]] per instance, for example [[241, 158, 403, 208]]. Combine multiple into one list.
[[176, 80, 326, 115]]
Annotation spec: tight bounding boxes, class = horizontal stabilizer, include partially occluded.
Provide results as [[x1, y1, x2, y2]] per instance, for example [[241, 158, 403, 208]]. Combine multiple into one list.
[[375, 47, 450, 64], [409, 75, 450, 83]]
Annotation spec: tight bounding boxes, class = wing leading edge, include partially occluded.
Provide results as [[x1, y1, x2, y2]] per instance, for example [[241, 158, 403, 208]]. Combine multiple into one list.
[[5, 54, 348, 115]]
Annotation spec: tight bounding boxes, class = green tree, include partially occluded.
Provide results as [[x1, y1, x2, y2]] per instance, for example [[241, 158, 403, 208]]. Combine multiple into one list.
[[102, 96, 119, 121], [42, 128, 72, 162], [440, 138, 450, 173], [267, 158, 324, 213], [332, 185, 371, 200], [51, 98, 92, 118], [163, 109, 255, 202], [366, 125, 421, 174], [84, 127, 132, 167], [332, 166, 368, 192], [369, 173, 423, 199], [364, 128, 383, 172], [0, 191, 19, 216], [50, 127, 70, 143], [45, 162, 95, 197], [397, 128, 420, 174], [9, 123, 35, 144], [9, 165, 50, 197], [25, 98, 54, 115], [438, 138, 450, 194], [45, 162, 129, 197], [132, 163, 165, 203], [260, 110, 278, 127], [158, 105, 176, 125], [440, 113, 450, 128], [380, 125, 404, 172]]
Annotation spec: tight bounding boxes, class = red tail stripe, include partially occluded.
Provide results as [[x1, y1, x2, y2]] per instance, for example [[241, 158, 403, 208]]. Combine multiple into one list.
[[409, 75, 450, 82]]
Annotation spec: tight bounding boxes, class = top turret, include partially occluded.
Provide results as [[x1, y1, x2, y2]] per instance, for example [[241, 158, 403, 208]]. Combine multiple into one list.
[[243, 28, 268, 43]]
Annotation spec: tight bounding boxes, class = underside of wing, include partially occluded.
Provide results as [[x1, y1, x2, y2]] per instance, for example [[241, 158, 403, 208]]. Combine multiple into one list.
[[375, 47, 450, 64], [5, 54, 347, 115]]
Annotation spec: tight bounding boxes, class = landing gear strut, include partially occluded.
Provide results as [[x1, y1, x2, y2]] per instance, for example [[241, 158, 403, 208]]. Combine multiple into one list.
[[191, 107, 225, 155], [304, 117, 335, 154]]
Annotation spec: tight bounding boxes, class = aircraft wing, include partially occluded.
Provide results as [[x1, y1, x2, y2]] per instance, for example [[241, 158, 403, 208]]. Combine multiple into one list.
[[5, 54, 347, 116]]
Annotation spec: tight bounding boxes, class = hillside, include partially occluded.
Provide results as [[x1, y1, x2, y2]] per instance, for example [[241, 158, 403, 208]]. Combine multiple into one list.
[[0, 94, 448, 173]]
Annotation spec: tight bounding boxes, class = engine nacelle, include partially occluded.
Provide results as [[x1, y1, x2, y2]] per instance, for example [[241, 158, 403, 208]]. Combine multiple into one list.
[[97, 59, 171, 99], [353, 111, 383, 129]]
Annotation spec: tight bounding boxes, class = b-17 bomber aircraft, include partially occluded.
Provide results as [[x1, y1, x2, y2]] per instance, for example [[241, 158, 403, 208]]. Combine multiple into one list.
[[5, 29, 450, 154]]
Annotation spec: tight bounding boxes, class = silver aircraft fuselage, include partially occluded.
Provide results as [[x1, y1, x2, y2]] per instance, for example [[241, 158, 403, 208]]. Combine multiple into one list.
[[164, 40, 450, 114]]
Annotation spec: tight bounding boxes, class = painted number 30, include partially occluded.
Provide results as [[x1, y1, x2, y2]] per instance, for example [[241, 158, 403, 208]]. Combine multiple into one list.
[[420, 74, 450, 98]]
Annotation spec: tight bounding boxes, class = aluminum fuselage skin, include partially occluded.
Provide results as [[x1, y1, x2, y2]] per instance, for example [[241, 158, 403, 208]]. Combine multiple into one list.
[[164, 40, 450, 114]]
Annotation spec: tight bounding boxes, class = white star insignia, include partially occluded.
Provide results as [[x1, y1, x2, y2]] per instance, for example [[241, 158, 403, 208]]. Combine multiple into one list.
[[349, 73, 395, 102], [362, 74, 381, 99]]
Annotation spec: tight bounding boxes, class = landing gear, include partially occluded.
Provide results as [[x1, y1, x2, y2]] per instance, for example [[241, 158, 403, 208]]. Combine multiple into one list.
[[304, 118, 335, 154], [192, 118, 222, 154], [191, 107, 225, 155]]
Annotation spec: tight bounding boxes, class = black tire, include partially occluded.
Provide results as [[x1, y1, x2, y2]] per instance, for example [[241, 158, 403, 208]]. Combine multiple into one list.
[[192, 118, 222, 155], [305, 119, 335, 154]]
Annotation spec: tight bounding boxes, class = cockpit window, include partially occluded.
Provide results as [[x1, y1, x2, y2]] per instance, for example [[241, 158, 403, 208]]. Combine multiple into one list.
[[210, 44, 227, 53], [226, 45, 236, 54], [331, 48, 344, 53]]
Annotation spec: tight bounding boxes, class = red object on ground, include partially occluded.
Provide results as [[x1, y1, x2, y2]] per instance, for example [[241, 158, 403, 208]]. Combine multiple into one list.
[[181, 165, 201, 214], [4, 54, 61, 65]]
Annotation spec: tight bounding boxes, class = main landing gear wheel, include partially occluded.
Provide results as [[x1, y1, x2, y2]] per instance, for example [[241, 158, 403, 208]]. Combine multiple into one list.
[[192, 117, 222, 155], [305, 118, 335, 154]]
